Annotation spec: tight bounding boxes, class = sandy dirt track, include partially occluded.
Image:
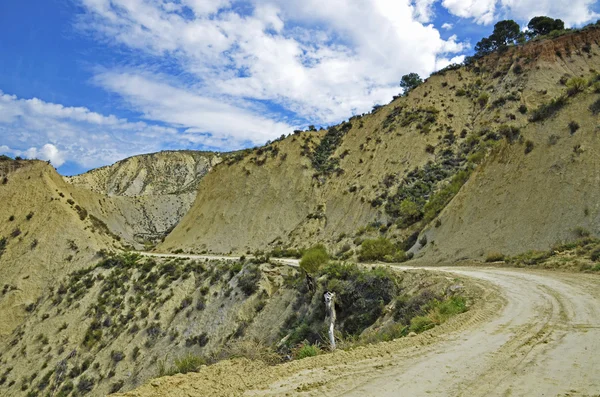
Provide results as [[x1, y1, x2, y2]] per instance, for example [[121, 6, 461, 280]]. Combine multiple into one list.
[[119, 266, 600, 397]]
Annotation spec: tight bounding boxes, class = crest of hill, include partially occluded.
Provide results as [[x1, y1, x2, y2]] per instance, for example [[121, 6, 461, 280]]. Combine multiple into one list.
[[65, 150, 220, 196], [161, 26, 600, 263]]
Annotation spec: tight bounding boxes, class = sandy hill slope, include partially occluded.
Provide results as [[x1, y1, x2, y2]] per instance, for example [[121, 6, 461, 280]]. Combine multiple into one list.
[[0, 251, 463, 396], [65, 151, 221, 246], [160, 27, 600, 261], [0, 159, 123, 338]]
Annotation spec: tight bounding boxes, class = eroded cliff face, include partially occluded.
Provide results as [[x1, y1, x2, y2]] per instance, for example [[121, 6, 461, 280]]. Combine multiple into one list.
[[65, 151, 221, 245], [161, 27, 600, 261]]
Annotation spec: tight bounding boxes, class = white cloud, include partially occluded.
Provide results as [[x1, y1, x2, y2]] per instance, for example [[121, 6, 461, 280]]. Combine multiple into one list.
[[413, 0, 439, 22], [76, 0, 466, 125], [93, 71, 293, 146], [440, 0, 598, 26], [0, 90, 254, 169], [441, 0, 497, 24], [442, 22, 454, 30], [24, 144, 67, 167]]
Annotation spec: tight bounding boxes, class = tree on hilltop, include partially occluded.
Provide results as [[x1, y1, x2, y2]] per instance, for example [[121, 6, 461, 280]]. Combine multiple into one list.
[[400, 73, 423, 94], [527, 16, 565, 38]]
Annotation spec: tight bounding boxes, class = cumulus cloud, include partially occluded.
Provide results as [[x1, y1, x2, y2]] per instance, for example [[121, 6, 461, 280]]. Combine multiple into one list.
[[24, 144, 67, 167], [77, 0, 466, 125], [93, 72, 293, 147], [440, 0, 598, 25], [442, 22, 454, 30], [0, 90, 256, 169]]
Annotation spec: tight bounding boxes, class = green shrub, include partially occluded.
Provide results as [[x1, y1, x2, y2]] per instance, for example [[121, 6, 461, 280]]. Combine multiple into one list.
[[111, 350, 125, 363], [109, 380, 124, 393], [358, 238, 395, 262], [437, 296, 467, 319], [321, 263, 398, 335], [568, 121, 580, 134], [0, 237, 6, 258], [294, 343, 320, 359], [310, 123, 352, 176], [76, 376, 95, 394], [518, 104, 528, 114], [524, 140, 535, 154], [485, 252, 505, 262], [529, 96, 567, 122], [299, 244, 329, 274], [477, 93, 489, 107], [590, 247, 600, 262], [590, 98, 600, 114], [566, 77, 587, 96], [410, 316, 435, 333], [423, 170, 471, 222], [498, 124, 520, 143], [397, 199, 422, 227]]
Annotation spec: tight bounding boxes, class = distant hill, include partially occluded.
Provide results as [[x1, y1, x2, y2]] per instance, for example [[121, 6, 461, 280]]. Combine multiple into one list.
[[65, 151, 221, 245]]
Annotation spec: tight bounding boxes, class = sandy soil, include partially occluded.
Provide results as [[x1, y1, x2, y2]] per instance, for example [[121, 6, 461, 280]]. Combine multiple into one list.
[[116, 266, 600, 397]]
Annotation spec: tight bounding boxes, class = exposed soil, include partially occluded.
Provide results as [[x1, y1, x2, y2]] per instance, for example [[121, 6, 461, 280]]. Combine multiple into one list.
[[117, 266, 600, 396]]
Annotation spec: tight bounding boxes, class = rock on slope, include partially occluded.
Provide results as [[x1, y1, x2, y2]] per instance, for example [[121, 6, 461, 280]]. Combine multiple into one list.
[[66, 151, 221, 245], [161, 27, 600, 261]]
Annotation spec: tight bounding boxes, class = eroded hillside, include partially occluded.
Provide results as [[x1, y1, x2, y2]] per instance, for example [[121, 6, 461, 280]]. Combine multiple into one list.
[[0, 159, 124, 338], [0, 253, 468, 396], [161, 27, 600, 262], [65, 151, 221, 246]]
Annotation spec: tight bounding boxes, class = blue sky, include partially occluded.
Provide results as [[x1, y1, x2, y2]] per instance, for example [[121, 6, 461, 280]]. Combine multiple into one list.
[[0, 0, 598, 175]]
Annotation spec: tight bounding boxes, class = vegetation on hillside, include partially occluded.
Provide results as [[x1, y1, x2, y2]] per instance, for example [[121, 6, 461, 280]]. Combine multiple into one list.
[[486, 232, 600, 272], [0, 253, 470, 395]]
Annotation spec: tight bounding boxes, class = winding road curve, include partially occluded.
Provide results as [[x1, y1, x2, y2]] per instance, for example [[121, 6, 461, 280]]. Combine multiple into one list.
[[324, 267, 600, 397], [131, 253, 600, 396]]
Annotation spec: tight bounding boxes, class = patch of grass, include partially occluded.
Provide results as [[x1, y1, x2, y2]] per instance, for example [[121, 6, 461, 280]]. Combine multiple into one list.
[[410, 315, 435, 333], [158, 353, 205, 377], [293, 343, 320, 359]]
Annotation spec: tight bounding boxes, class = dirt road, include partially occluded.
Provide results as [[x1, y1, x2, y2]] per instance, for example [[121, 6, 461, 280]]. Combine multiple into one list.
[[120, 267, 600, 397], [138, 251, 300, 267]]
